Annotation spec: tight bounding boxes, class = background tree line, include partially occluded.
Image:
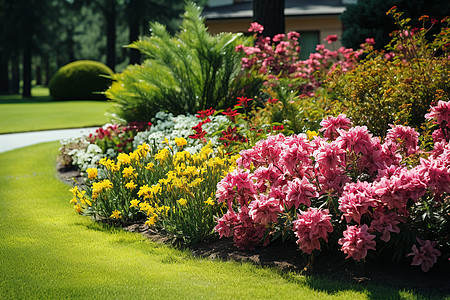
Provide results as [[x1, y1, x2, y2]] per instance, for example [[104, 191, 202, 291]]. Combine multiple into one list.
[[0, 0, 204, 97]]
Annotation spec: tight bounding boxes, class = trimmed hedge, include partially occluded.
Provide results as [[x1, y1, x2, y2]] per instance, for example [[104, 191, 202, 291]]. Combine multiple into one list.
[[49, 60, 114, 100]]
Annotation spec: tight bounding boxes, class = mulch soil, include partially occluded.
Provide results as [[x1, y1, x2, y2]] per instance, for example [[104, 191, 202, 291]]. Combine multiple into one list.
[[57, 164, 450, 297]]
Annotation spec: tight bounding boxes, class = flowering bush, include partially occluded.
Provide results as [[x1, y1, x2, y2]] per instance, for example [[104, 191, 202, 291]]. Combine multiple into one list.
[[70, 138, 239, 244], [236, 22, 363, 96], [214, 101, 450, 272], [327, 9, 450, 137]]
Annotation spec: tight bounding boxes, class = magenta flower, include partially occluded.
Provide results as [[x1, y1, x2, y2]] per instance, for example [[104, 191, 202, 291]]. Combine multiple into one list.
[[338, 224, 376, 262], [385, 125, 420, 156], [324, 34, 338, 44], [336, 126, 375, 156], [248, 22, 264, 34], [232, 206, 267, 250], [370, 208, 402, 242], [425, 100, 450, 125], [214, 210, 238, 238], [406, 238, 441, 272], [338, 181, 378, 224], [283, 177, 318, 209], [293, 208, 333, 254], [319, 114, 352, 140], [314, 140, 346, 172], [249, 195, 282, 226]]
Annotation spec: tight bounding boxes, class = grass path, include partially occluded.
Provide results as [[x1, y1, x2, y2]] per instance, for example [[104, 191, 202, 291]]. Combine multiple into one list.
[[0, 143, 426, 299]]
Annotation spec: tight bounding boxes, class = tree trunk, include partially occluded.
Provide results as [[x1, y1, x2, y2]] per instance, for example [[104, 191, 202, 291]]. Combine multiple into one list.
[[106, 1, 116, 71], [129, 17, 141, 64], [11, 56, 20, 94], [253, 0, 285, 38], [35, 56, 42, 86], [22, 43, 32, 97], [0, 53, 9, 94]]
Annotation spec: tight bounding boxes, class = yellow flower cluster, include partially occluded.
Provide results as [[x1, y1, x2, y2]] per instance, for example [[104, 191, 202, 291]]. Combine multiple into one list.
[[86, 168, 98, 179], [92, 179, 113, 200], [69, 185, 92, 213]]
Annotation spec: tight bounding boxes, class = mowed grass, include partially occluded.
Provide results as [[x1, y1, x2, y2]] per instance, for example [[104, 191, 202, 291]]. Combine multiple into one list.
[[0, 86, 113, 134], [0, 142, 431, 299]]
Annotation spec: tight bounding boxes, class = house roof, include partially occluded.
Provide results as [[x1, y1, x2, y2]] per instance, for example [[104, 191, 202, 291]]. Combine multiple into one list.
[[203, 0, 347, 20]]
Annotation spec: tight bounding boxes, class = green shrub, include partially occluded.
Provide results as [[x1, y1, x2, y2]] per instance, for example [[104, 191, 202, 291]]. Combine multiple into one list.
[[327, 9, 450, 137], [105, 2, 252, 122], [49, 60, 114, 100]]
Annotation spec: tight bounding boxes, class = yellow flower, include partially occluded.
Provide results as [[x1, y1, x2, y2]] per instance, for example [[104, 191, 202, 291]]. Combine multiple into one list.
[[307, 130, 318, 140], [204, 197, 215, 206], [155, 148, 170, 162], [189, 177, 204, 188], [110, 210, 122, 219], [74, 204, 83, 214], [122, 166, 136, 178], [145, 215, 157, 226], [117, 153, 131, 165], [136, 143, 150, 157], [69, 186, 79, 195], [174, 137, 187, 147], [177, 198, 187, 206], [145, 162, 154, 170], [69, 196, 77, 204], [125, 180, 137, 190], [86, 168, 98, 179], [129, 199, 140, 208]]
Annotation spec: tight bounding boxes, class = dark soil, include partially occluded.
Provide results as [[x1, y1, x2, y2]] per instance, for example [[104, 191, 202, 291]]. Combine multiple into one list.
[[57, 165, 450, 298]]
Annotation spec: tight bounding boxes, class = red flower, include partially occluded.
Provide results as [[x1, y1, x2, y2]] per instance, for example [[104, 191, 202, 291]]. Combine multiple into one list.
[[267, 98, 278, 104], [235, 97, 252, 109], [222, 108, 239, 123], [273, 125, 284, 131], [196, 108, 216, 120]]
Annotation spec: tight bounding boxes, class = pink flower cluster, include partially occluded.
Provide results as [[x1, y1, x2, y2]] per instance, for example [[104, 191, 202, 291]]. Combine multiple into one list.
[[236, 23, 363, 95], [215, 101, 450, 271]]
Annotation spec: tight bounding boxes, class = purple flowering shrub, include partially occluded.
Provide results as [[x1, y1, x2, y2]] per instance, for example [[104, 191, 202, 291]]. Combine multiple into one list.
[[214, 101, 450, 272]]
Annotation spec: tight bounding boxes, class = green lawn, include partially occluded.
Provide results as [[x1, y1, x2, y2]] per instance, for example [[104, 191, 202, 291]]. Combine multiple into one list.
[[0, 86, 113, 134], [0, 142, 432, 299]]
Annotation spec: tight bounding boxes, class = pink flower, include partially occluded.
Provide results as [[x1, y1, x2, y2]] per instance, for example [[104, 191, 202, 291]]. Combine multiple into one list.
[[406, 238, 441, 272], [319, 114, 352, 140], [215, 210, 238, 238], [248, 22, 264, 34], [293, 208, 333, 254], [338, 224, 376, 262], [287, 31, 300, 41], [283, 177, 318, 209], [425, 100, 450, 125], [338, 181, 378, 224], [314, 140, 346, 172], [385, 125, 420, 156], [370, 208, 402, 242], [336, 126, 375, 156], [249, 195, 282, 226], [324, 34, 338, 44], [365, 38, 375, 45], [233, 206, 267, 250]]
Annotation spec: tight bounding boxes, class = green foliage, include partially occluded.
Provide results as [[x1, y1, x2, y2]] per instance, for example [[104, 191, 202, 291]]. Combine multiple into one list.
[[106, 2, 251, 122], [328, 11, 450, 137], [49, 60, 114, 100]]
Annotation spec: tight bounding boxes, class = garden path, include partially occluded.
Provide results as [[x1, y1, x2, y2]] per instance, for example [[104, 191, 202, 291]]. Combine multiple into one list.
[[0, 127, 97, 153]]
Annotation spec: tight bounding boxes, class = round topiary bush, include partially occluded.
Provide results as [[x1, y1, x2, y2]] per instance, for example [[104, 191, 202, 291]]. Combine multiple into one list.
[[49, 60, 114, 100]]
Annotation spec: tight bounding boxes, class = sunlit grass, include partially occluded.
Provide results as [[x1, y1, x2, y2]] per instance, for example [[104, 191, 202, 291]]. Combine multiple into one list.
[[0, 142, 441, 299], [0, 86, 113, 133]]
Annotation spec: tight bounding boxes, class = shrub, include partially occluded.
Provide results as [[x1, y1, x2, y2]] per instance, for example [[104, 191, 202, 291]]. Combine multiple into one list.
[[214, 101, 450, 272], [327, 9, 450, 137], [105, 2, 251, 122], [49, 60, 114, 100]]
